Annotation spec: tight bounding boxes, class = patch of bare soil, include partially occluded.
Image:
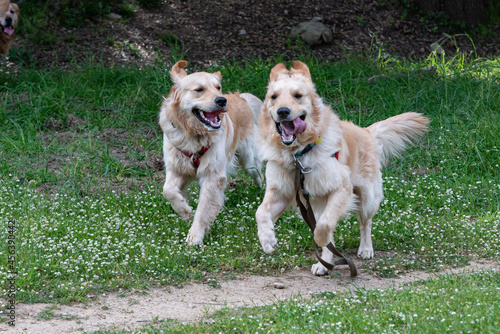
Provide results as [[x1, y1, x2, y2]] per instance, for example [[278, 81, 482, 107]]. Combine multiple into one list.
[[5, 258, 499, 333], [12, 0, 500, 69]]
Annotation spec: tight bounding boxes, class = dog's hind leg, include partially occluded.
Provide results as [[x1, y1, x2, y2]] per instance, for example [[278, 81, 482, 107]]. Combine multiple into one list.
[[186, 174, 227, 245], [163, 172, 193, 222], [358, 216, 374, 259], [355, 183, 383, 259], [237, 138, 263, 187]]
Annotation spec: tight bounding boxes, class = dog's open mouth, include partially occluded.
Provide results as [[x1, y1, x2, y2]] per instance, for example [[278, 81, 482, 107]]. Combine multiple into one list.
[[276, 115, 307, 145], [193, 108, 225, 129], [1, 25, 14, 36]]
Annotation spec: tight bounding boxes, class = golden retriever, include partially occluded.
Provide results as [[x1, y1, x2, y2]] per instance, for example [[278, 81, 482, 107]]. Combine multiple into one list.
[[255, 61, 429, 275], [0, 0, 19, 55], [159, 60, 263, 245]]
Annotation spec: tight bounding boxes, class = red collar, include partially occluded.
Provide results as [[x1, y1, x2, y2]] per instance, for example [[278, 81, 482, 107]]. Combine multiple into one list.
[[176, 144, 211, 168]]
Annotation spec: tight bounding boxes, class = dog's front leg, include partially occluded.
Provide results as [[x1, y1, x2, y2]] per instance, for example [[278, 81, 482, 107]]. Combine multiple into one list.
[[314, 180, 354, 247], [255, 188, 293, 254], [311, 246, 335, 276], [311, 179, 354, 276], [186, 174, 226, 245], [163, 171, 193, 221]]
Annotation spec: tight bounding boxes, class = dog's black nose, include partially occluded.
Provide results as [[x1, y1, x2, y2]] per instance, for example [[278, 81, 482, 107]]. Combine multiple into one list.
[[5, 17, 12, 26], [215, 96, 227, 108], [277, 107, 291, 119]]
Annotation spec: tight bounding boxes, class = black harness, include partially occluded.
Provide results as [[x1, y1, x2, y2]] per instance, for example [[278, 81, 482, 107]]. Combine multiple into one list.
[[293, 139, 358, 277]]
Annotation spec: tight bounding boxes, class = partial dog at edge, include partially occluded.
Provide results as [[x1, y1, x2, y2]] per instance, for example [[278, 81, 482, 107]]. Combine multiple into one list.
[[255, 61, 429, 276], [0, 0, 19, 56], [159, 60, 263, 245]]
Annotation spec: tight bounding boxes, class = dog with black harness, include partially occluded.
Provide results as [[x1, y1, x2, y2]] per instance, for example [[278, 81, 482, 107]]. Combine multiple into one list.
[[255, 60, 429, 276]]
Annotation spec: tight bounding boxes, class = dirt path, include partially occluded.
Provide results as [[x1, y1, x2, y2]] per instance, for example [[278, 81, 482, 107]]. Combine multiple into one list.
[[4, 258, 498, 334]]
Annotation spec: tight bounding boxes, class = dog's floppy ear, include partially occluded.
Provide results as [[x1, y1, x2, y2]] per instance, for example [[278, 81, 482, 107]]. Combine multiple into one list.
[[170, 60, 188, 86], [0, 0, 8, 13], [269, 63, 288, 83], [213, 71, 222, 80], [11, 3, 20, 14], [11, 4, 20, 28], [290, 61, 311, 80]]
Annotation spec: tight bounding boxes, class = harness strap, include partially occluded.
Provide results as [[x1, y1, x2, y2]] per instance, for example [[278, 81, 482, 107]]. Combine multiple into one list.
[[177, 144, 211, 168], [294, 137, 322, 158], [294, 150, 357, 277]]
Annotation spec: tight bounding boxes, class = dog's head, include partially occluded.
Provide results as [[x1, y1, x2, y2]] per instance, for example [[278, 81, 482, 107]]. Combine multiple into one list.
[[168, 60, 227, 132], [262, 61, 321, 147], [0, 1, 19, 37]]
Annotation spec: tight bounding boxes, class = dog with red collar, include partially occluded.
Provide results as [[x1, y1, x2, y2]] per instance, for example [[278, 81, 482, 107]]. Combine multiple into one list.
[[159, 60, 263, 245]]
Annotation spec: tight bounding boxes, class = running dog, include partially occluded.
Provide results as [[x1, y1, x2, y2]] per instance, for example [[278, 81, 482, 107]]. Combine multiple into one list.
[[0, 0, 19, 55], [255, 61, 429, 275], [159, 60, 263, 245]]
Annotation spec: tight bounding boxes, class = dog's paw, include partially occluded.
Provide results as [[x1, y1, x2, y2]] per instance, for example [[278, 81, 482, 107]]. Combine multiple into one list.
[[262, 241, 277, 254], [258, 231, 277, 254], [357, 246, 374, 259], [311, 262, 329, 276], [313, 223, 331, 247], [178, 207, 193, 222], [186, 227, 205, 246]]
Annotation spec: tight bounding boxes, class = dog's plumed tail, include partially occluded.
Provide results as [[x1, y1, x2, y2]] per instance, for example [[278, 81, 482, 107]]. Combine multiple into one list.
[[367, 112, 429, 165]]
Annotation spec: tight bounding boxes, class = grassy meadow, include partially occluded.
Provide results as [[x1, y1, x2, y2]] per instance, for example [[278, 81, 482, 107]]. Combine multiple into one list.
[[0, 50, 499, 332]]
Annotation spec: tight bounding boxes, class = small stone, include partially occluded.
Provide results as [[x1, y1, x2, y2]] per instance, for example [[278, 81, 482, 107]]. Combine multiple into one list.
[[430, 42, 444, 55], [273, 282, 285, 289], [189, 304, 194, 308], [109, 13, 122, 20], [239, 29, 247, 35]]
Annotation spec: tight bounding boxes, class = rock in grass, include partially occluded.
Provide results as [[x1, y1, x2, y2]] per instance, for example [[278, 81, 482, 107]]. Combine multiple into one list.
[[273, 282, 285, 289], [289, 17, 333, 46]]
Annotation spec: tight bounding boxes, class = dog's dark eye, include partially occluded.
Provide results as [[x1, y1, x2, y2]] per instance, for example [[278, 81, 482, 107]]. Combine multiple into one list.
[[295, 93, 302, 99], [195, 87, 204, 93], [271, 94, 277, 100], [216, 86, 221, 91]]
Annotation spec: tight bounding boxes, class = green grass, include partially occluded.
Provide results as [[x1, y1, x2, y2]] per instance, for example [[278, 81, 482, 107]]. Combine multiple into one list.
[[0, 52, 499, 331], [118, 270, 500, 333]]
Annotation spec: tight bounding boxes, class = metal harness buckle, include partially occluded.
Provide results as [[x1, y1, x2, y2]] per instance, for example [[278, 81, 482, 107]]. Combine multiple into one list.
[[293, 155, 312, 174]]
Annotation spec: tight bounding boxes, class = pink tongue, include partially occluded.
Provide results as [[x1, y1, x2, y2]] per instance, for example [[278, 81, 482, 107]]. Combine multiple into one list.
[[293, 117, 307, 133], [4, 27, 14, 35], [204, 109, 224, 121], [281, 116, 306, 136]]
